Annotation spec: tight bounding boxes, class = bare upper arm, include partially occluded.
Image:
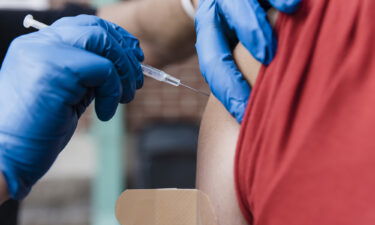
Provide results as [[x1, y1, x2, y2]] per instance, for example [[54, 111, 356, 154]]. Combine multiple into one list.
[[198, 8, 278, 156], [196, 9, 278, 225]]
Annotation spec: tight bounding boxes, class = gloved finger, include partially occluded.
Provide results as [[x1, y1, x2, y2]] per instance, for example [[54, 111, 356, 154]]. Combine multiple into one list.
[[110, 24, 144, 90], [111, 24, 144, 62], [124, 50, 143, 93], [52, 15, 144, 61], [49, 20, 130, 77], [119, 76, 135, 103], [196, 0, 251, 122], [267, 0, 301, 13], [46, 44, 123, 121], [46, 25, 138, 102], [217, 0, 276, 65], [94, 66, 122, 121], [119, 52, 138, 103], [75, 53, 122, 121], [52, 15, 144, 90], [76, 89, 95, 118], [96, 19, 144, 89]]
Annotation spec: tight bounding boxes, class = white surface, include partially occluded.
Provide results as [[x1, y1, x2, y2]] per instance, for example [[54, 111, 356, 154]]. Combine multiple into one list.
[[21, 131, 95, 225], [42, 132, 96, 180], [0, 0, 49, 10], [181, 0, 195, 20]]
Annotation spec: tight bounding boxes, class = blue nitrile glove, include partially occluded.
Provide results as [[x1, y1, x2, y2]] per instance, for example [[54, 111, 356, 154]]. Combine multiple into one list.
[[0, 15, 144, 199], [195, 0, 301, 122]]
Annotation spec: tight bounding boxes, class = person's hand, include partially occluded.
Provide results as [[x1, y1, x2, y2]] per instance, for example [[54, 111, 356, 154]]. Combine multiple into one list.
[[195, 0, 301, 122], [0, 15, 144, 199]]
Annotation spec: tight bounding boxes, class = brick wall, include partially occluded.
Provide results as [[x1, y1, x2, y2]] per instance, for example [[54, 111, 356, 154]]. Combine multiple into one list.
[[127, 55, 209, 132], [49, 0, 210, 133], [50, 0, 90, 8]]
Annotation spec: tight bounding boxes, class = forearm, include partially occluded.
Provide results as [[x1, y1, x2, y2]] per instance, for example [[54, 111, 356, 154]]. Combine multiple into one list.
[[98, 0, 195, 67], [0, 173, 9, 204]]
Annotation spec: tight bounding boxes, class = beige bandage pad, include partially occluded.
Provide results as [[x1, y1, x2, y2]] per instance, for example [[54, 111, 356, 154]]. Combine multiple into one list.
[[116, 189, 218, 225]]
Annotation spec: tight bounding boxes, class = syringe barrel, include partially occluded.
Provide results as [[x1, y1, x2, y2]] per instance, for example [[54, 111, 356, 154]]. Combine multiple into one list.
[[141, 64, 180, 86], [141, 64, 165, 81], [163, 75, 180, 86]]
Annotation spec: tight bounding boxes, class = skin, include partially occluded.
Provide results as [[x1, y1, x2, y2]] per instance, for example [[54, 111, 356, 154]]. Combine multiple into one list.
[[194, 0, 278, 223], [98, 0, 196, 67]]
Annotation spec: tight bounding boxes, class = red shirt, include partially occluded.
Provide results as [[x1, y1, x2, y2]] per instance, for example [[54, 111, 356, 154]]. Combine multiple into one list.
[[235, 0, 375, 224]]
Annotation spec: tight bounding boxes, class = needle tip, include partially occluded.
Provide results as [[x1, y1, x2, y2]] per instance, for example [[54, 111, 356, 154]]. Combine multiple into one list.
[[180, 83, 209, 97]]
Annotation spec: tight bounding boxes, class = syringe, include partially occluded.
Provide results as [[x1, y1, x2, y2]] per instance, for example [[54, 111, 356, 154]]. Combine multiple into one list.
[[23, 14, 209, 97]]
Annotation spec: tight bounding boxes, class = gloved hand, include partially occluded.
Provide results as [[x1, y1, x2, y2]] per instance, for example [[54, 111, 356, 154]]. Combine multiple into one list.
[[0, 15, 144, 199], [195, 0, 301, 122]]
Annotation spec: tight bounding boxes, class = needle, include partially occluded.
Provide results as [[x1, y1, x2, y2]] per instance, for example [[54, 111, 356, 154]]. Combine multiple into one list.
[[180, 83, 210, 97]]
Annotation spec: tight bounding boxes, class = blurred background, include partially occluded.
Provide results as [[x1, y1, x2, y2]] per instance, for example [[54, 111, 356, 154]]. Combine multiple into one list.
[[0, 0, 208, 224]]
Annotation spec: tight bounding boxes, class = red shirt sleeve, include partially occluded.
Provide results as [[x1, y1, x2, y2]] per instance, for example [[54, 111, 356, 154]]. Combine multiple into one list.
[[235, 0, 375, 224]]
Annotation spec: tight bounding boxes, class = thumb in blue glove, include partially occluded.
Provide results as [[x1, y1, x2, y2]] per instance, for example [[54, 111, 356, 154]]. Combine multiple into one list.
[[195, 0, 301, 122], [0, 15, 143, 199]]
